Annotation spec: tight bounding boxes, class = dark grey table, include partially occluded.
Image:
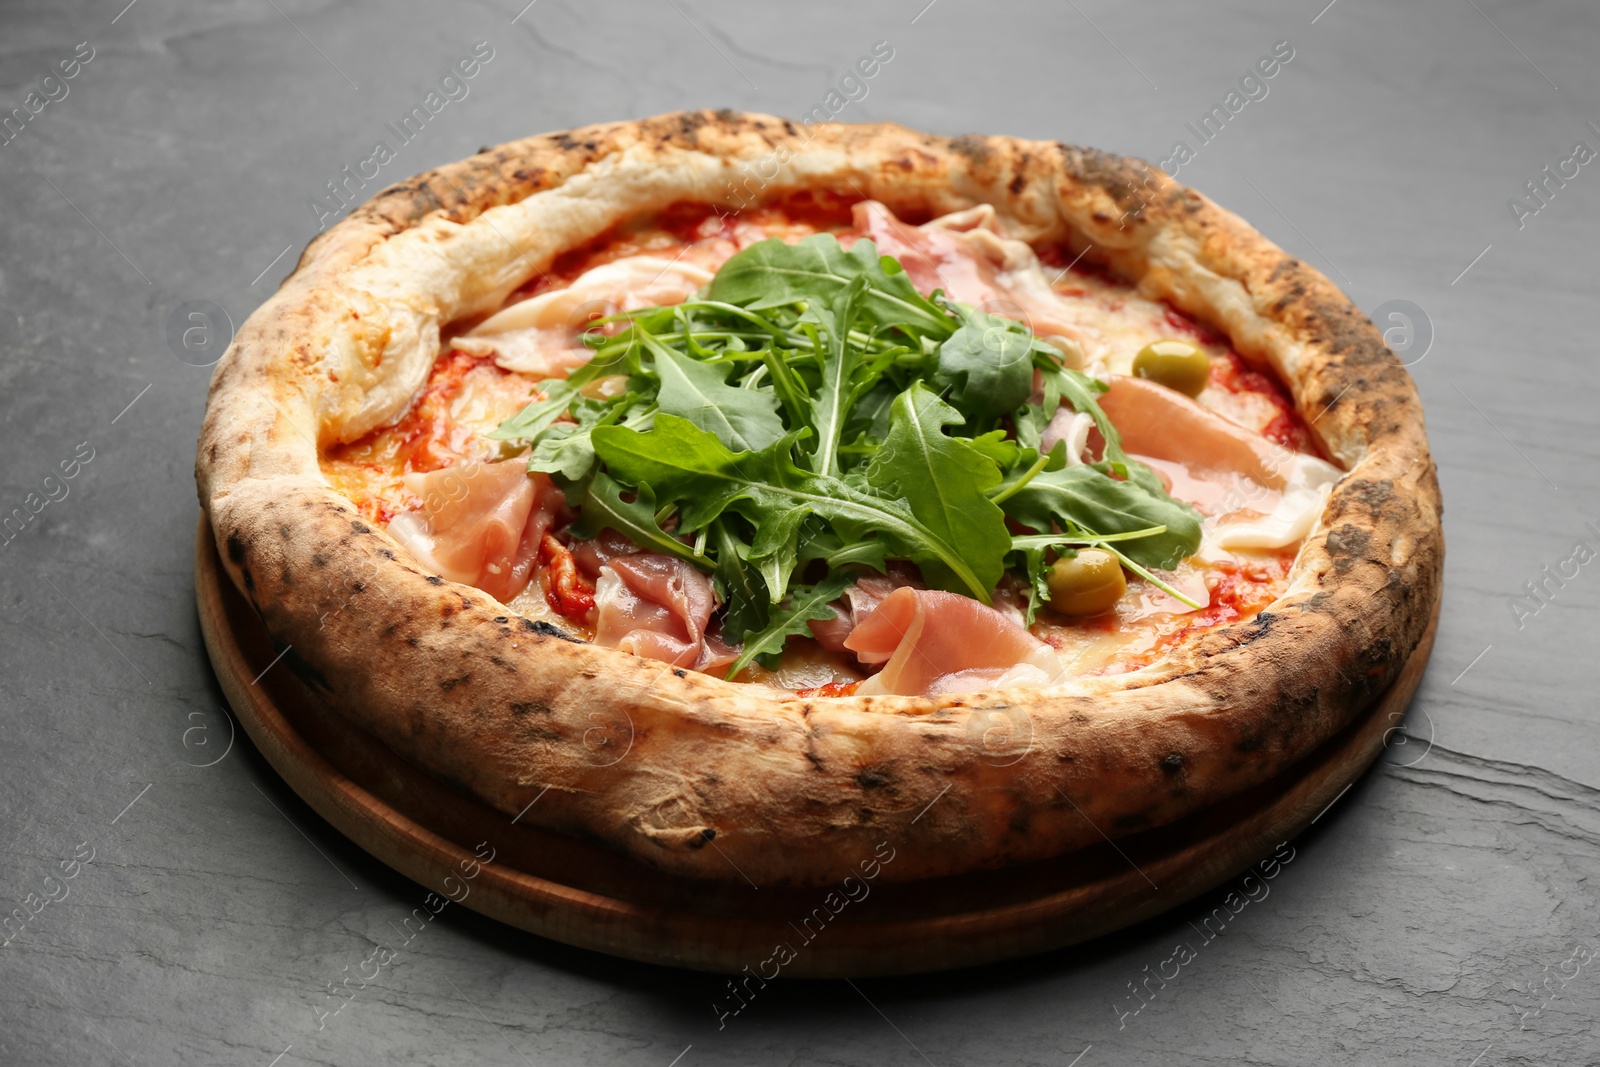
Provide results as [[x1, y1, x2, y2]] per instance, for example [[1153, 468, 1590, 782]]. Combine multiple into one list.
[[3, 1, 1597, 1064]]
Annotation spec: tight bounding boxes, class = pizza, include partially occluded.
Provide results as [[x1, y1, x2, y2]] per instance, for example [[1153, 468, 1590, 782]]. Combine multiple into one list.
[[196, 111, 1441, 888]]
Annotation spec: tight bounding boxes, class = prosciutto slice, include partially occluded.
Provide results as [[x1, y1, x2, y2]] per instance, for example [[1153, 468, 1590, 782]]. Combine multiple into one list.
[[592, 551, 737, 672], [1097, 375, 1343, 551], [386, 457, 560, 602], [807, 571, 923, 654], [844, 588, 1064, 697], [455, 256, 715, 378], [850, 201, 1098, 358]]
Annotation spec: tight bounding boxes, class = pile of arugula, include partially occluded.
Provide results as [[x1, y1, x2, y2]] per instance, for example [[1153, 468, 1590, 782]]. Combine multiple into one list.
[[491, 234, 1202, 677]]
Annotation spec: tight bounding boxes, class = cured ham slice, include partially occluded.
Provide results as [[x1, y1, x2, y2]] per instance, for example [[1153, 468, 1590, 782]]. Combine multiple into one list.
[[1040, 405, 1094, 465], [1096, 375, 1343, 552], [455, 256, 715, 377], [807, 571, 924, 654], [851, 201, 1098, 361], [386, 457, 560, 603], [845, 588, 1063, 697], [1099, 375, 1291, 486], [852, 201, 1008, 311], [593, 552, 736, 672]]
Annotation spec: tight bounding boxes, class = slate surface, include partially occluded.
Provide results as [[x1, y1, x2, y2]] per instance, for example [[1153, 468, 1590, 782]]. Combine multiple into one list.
[[2, 1, 1597, 1064]]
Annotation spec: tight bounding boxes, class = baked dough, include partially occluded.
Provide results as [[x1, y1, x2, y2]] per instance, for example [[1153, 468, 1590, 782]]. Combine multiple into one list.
[[196, 110, 1442, 886]]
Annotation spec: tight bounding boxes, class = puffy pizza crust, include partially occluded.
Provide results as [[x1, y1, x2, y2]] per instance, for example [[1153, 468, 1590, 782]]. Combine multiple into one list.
[[196, 111, 1442, 886]]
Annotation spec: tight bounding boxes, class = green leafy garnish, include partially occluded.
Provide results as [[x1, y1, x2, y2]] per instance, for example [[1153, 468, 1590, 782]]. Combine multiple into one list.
[[493, 232, 1203, 674]]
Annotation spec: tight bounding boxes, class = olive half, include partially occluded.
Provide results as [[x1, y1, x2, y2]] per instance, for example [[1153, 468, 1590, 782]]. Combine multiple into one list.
[[1046, 549, 1127, 616], [1132, 339, 1211, 397]]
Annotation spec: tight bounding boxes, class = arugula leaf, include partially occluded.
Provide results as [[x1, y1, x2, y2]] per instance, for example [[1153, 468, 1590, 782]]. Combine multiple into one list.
[[711, 516, 769, 641], [648, 336, 786, 452], [722, 572, 854, 681], [806, 276, 869, 476], [527, 422, 599, 484], [1013, 542, 1052, 627], [933, 307, 1036, 420], [865, 383, 1012, 595], [708, 234, 951, 336], [1001, 465, 1202, 571], [488, 379, 584, 443], [593, 414, 996, 601], [568, 472, 707, 568]]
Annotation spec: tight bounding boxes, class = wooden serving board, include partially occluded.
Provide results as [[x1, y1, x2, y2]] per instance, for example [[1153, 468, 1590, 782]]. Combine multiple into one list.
[[195, 517, 1438, 978]]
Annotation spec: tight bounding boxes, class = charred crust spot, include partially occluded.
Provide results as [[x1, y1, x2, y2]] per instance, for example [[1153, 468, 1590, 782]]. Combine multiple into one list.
[[279, 524, 291, 539], [425, 575, 445, 586], [1325, 524, 1373, 574], [525, 619, 582, 643], [699, 827, 717, 842], [509, 700, 553, 716], [1272, 284, 1308, 315], [226, 531, 247, 565], [493, 616, 508, 624], [378, 549, 395, 560], [1008, 172, 1027, 195], [1161, 752, 1185, 774], [1235, 733, 1264, 754], [672, 668, 687, 678], [351, 520, 371, 534], [312, 554, 327, 567], [1267, 257, 1300, 284], [1240, 610, 1281, 643], [856, 767, 892, 790], [440, 675, 469, 691], [1344, 478, 1396, 514], [1304, 591, 1336, 612], [948, 135, 994, 168], [406, 636, 419, 647]]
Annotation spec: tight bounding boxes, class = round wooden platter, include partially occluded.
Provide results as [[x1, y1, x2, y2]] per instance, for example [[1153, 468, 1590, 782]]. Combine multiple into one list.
[[196, 516, 1438, 978]]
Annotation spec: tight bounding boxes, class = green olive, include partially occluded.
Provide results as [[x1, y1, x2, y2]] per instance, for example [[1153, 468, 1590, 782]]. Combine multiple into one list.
[[1133, 339, 1211, 397], [1046, 549, 1127, 617]]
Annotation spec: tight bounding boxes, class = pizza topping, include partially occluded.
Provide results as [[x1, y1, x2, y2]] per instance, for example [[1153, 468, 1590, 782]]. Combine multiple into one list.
[[385, 457, 562, 603], [1044, 548, 1128, 617], [491, 223, 1213, 682], [592, 551, 736, 672], [330, 200, 1339, 690], [454, 256, 715, 378], [845, 588, 1063, 696], [539, 533, 597, 622], [1096, 374, 1342, 552], [807, 570, 919, 654], [1132, 339, 1211, 397]]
